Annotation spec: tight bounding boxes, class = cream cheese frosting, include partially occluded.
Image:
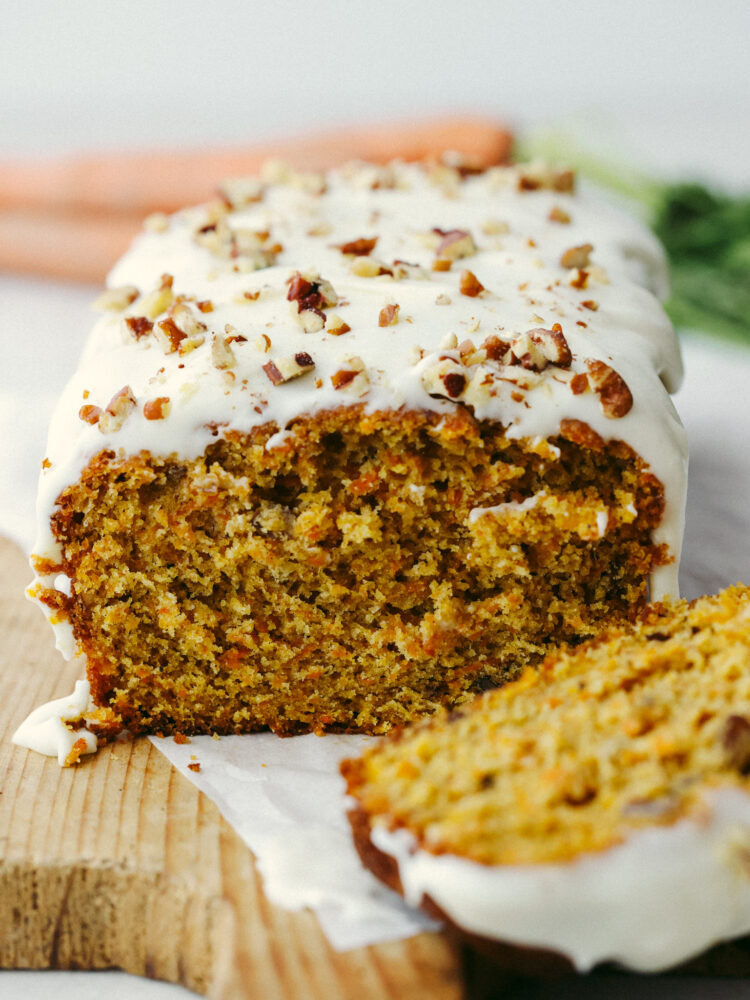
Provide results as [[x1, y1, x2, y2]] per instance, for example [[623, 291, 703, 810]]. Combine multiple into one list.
[[28, 159, 687, 653], [12, 679, 98, 766], [370, 787, 750, 973]]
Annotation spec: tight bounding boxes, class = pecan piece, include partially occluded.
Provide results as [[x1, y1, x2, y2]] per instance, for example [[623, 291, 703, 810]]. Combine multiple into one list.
[[79, 404, 102, 425], [560, 243, 593, 269], [510, 324, 572, 372], [93, 285, 139, 312], [124, 316, 154, 340], [459, 269, 485, 297], [548, 205, 571, 224], [211, 333, 237, 370], [99, 385, 136, 433], [586, 360, 633, 418], [481, 334, 511, 362], [263, 353, 315, 385], [143, 397, 171, 420], [434, 228, 477, 262], [331, 356, 368, 394], [286, 271, 338, 313], [326, 313, 351, 336], [335, 237, 378, 256], [378, 303, 400, 327]]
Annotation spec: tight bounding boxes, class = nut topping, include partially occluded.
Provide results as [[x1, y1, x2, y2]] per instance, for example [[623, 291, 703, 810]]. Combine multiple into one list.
[[586, 359, 633, 418], [143, 397, 171, 420], [79, 404, 102, 425], [98, 385, 136, 433], [326, 313, 351, 336], [378, 303, 400, 327], [434, 228, 477, 262], [211, 333, 237, 370], [560, 243, 593, 269], [331, 356, 369, 395], [510, 324, 572, 372], [335, 237, 378, 256], [287, 271, 338, 314], [263, 353, 315, 385], [93, 285, 139, 312], [217, 175, 264, 209], [548, 205, 571, 224], [518, 164, 575, 193], [123, 316, 154, 340], [459, 269, 485, 297]]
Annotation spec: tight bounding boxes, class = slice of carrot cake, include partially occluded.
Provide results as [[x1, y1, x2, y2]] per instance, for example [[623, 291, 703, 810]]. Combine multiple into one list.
[[342, 585, 750, 972]]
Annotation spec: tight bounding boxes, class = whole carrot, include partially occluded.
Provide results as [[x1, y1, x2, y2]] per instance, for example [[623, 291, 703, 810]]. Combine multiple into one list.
[[0, 116, 512, 218], [0, 211, 139, 284]]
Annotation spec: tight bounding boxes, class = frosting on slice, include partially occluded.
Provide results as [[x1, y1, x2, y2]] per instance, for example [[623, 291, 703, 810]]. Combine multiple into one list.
[[12, 679, 98, 766], [371, 787, 750, 973]]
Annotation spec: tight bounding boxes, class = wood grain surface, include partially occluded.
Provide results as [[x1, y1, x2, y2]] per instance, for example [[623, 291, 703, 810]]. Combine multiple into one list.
[[0, 535, 466, 999]]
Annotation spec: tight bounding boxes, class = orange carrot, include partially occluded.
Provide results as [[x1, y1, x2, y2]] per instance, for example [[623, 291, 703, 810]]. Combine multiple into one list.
[[0, 211, 138, 284], [0, 116, 512, 217]]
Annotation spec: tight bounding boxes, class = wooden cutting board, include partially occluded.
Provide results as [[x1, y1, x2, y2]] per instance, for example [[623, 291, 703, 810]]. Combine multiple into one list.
[[0, 535, 472, 999]]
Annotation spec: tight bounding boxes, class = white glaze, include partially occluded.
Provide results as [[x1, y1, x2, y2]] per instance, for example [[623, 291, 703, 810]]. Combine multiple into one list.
[[28, 161, 687, 656], [371, 787, 750, 973], [12, 679, 98, 766]]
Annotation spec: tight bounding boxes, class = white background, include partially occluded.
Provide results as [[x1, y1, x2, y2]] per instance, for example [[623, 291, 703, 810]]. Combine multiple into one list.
[[3, 1, 750, 997]]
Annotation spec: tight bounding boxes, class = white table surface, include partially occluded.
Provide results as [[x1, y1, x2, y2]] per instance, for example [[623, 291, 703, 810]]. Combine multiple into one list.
[[3, 1, 750, 995]]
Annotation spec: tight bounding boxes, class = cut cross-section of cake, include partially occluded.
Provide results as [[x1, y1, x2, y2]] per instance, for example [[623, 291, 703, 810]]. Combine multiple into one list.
[[29, 158, 687, 737], [342, 585, 750, 973]]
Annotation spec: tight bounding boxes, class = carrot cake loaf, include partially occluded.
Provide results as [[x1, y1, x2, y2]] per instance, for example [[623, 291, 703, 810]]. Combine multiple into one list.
[[27, 158, 687, 739], [342, 585, 750, 973]]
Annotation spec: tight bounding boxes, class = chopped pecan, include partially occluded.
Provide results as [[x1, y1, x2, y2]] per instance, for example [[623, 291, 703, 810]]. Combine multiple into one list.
[[570, 268, 589, 290], [441, 372, 466, 398], [286, 271, 338, 313], [79, 404, 102, 425], [510, 324, 572, 372], [298, 309, 326, 333], [326, 313, 351, 336], [335, 237, 378, 256], [217, 175, 264, 209], [212, 333, 237, 370], [153, 317, 186, 354], [586, 360, 633, 418], [93, 285, 139, 312], [560, 243, 593, 269], [548, 205, 571, 224], [459, 269, 485, 297], [124, 316, 154, 340], [350, 256, 393, 277], [582, 299, 599, 311], [482, 334, 512, 362], [263, 353, 315, 385], [99, 386, 136, 433], [378, 303, 400, 327], [331, 356, 368, 394], [143, 397, 171, 420], [434, 228, 477, 262], [570, 372, 589, 395], [518, 165, 575, 193]]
